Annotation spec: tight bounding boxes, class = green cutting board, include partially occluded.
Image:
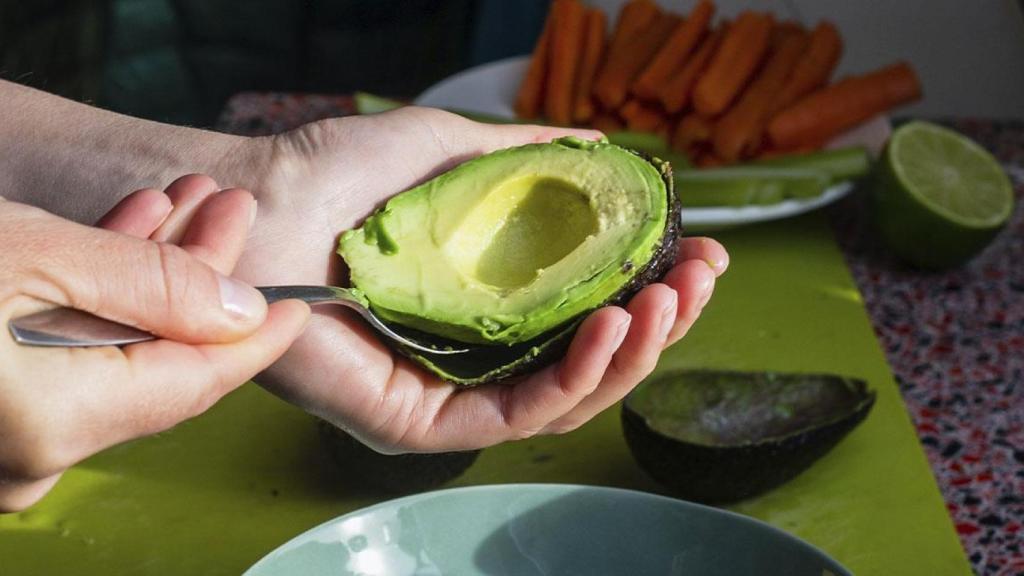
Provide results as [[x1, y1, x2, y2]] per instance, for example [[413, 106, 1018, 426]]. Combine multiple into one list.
[[0, 213, 970, 575]]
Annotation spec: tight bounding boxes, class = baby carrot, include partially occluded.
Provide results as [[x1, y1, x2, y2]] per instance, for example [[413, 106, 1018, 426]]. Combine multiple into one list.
[[692, 11, 774, 116], [514, 7, 554, 119], [768, 21, 842, 116], [773, 19, 806, 40], [712, 29, 809, 160], [620, 99, 668, 132], [658, 23, 727, 114], [544, 0, 587, 125], [631, 0, 715, 100], [608, 0, 659, 56], [572, 8, 608, 124], [591, 112, 625, 134], [694, 152, 728, 168], [672, 113, 714, 153], [594, 15, 681, 109], [767, 61, 922, 149]]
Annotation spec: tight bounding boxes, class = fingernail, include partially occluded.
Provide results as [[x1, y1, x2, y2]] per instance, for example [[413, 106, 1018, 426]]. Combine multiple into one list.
[[217, 275, 265, 321], [704, 258, 726, 275], [612, 316, 631, 350], [249, 199, 258, 228], [156, 198, 174, 225], [658, 295, 677, 342]]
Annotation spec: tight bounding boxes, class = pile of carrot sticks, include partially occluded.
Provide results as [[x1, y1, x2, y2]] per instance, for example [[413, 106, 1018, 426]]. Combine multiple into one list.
[[515, 0, 922, 166]]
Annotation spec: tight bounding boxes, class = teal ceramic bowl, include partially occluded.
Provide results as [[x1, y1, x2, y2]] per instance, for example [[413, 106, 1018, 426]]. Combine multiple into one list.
[[246, 484, 850, 576]]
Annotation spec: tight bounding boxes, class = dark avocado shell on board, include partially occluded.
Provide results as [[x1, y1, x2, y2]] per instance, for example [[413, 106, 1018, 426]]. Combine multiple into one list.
[[346, 143, 679, 387], [318, 421, 481, 494], [622, 369, 876, 504]]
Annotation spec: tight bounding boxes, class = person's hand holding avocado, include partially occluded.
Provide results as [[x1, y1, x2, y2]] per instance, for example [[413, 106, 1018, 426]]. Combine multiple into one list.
[[219, 107, 729, 453], [0, 177, 310, 511], [1, 80, 727, 458]]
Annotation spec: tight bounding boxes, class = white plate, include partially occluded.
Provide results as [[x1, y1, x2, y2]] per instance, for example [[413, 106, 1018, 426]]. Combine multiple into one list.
[[416, 56, 891, 231]]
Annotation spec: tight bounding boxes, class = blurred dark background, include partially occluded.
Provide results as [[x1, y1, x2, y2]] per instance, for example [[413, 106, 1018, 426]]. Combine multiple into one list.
[[0, 0, 549, 126]]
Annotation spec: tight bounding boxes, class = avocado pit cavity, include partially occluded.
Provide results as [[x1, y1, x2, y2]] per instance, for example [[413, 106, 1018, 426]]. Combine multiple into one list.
[[444, 176, 600, 290]]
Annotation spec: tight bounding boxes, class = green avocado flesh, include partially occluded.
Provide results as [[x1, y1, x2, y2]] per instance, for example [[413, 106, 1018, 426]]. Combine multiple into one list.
[[339, 137, 671, 348], [622, 370, 875, 504]]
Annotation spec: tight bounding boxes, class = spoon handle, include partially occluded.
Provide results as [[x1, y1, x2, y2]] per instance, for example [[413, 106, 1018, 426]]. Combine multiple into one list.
[[7, 286, 467, 355], [6, 286, 362, 348]]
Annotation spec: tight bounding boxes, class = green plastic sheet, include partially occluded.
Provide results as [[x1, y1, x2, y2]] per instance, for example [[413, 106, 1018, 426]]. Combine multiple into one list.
[[0, 212, 970, 574]]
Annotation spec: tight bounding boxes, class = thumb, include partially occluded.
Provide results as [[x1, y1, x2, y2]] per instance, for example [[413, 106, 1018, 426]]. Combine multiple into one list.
[[394, 106, 604, 159], [27, 213, 266, 344]]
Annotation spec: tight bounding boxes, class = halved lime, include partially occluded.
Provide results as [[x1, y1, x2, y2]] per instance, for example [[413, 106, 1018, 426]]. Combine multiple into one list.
[[872, 121, 1014, 269]]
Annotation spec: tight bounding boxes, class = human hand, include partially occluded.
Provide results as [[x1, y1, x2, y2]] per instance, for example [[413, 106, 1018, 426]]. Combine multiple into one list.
[[0, 177, 310, 511], [223, 107, 729, 454]]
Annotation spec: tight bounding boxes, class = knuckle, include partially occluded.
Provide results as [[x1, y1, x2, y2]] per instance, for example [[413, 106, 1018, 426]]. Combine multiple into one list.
[[612, 352, 658, 384], [510, 425, 542, 441], [0, 484, 47, 513], [545, 420, 582, 436], [0, 417, 70, 481], [183, 385, 224, 423], [149, 242, 207, 333], [405, 105, 459, 123], [0, 380, 42, 480], [173, 361, 233, 425], [282, 118, 337, 158], [0, 495, 32, 514]]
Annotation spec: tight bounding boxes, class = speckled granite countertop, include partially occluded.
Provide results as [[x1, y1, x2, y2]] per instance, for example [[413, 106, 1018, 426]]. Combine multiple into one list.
[[218, 95, 1023, 575], [829, 118, 1023, 576]]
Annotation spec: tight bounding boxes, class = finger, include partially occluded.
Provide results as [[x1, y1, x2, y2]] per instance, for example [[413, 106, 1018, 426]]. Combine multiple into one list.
[[486, 121, 606, 148], [677, 236, 729, 277], [0, 473, 62, 513], [662, 259, 716, 347], [95, 300, 310, 447], [30, 221, 268, 343], [95, 188, 172, 237], [178, 188, 256, 275], [541, 284, 677, 435], [424, 307, 631, 450], [401, 106, 604, 160], [151, 174, 220, 243]]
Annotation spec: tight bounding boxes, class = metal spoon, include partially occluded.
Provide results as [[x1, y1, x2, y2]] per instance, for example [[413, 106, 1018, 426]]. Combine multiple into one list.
[[7, 285, 468, 354]]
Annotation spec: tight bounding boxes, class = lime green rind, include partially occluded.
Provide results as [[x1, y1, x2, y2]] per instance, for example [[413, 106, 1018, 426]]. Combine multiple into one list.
[[888, 121, 1014, 228], [874, 121, 1013, 268]]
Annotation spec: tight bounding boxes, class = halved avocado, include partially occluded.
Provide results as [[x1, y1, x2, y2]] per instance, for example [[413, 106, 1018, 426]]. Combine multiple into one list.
[[606, 131, 692, 171], [338, 136, 679, 385], [622, 369, 875, 504], [318, 421, 480, 494]]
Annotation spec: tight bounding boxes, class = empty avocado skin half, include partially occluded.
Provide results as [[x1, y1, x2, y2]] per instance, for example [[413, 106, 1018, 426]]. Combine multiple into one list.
[[318, 421, 480, 494], [338, 137, 680, 386], [622, 370, 876, 504]]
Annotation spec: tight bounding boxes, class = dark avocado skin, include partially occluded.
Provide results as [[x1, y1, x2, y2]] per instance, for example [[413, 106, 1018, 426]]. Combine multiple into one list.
[[621, 371, 875, 505], [318, 421, 480, 494], [390, 150, 680, 386]]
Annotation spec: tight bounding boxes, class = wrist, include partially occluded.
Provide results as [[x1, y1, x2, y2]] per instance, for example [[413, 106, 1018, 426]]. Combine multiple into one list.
[[0, 80, 256, 222]]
